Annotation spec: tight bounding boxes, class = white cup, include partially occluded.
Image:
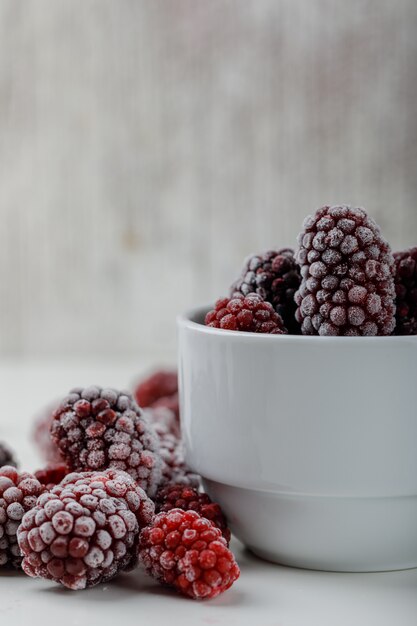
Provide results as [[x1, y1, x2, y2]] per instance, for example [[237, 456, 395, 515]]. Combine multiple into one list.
[[178, 306, 417, 571]]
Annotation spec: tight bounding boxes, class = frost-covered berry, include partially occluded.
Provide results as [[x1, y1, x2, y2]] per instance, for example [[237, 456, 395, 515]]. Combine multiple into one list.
[[394, 247, 417, 335], [151, 409, 200, 489], [51, 387, 162, 498], [18, 469, 155, 590], [155, 484, 230, 544], [134, 370, 179, 421], [0, 466, 45, 567], [32, 403, 61, 463], [138, 509, 239, 600], [294, 206, 396, 336], [0, 442, 17, 468], [231, 248, 301, 333], [35, 463, 70, 491], [205, 294, 287, 334]]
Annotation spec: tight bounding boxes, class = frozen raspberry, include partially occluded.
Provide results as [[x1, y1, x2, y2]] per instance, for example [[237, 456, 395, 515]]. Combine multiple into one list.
[[32, 403, 61, 463], [138, 509, 239, 600], [205, 294, 287, 334], [0, 466, 45, 568], [231, 248, 301, 333], [0, 442, 17, 468], [134, 370, 179, 421], [294, 206, 396, 336], [18, 469, 155, 590], [51, 386, 162, 498], [394, 247, 417, 335], [35, 463, 71, 491], [155, 484, 230, 544], [152, 412, 200, 489]]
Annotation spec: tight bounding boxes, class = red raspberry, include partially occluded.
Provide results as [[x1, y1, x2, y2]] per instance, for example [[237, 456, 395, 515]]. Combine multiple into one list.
[[231, 248, 301, 333], [32, 403, 61, 463], [0, 442, 17, 468], [0, 466, 45, 567], [155, 484, 230, 544], [295, 206, 396, 336], [138, 509, 239, 600], [205, 294, 287, 334], [134, 371, 179, 421], [51, 386, 162, 498], [34, 463, 71, 491], [18, 469, 155, 590], [151, 410, 200, 489], [394, 247, 417, 335]]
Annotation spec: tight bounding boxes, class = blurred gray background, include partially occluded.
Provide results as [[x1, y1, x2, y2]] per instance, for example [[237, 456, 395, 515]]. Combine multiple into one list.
[[0, 0, 416, 359]]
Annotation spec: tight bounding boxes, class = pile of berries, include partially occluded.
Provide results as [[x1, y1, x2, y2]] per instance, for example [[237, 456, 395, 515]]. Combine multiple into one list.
[[1, 371, 238, 601], [206, 206, 416, 337]]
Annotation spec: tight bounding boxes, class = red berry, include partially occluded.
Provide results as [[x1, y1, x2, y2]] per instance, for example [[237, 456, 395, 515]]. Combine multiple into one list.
[[394, 247, 417, 335], [205, 295, 287, 334], [34, 463, 71, 491], [155, 484, 230, 544], [51, 387, 162, 498], [295, 206, 396, 336], [134, 371, 179, 421], [18, 469, 155, 589], [0, 466, 45, 568], [138, 509, 239, 600]]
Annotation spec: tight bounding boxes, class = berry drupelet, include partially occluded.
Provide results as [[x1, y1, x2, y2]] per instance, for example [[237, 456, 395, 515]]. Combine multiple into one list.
[[138, 508, 239, 600], [294, 206, 396, 336], [155, 484, 230, 544], [205, 294, 287, 334], [51, 386, 162, 498], [394, 247, 417, 335], [0, 466, 45, 567], [18, 469, 155, 590], [0, 442, 17, 468], [231, 248, 301, 333]]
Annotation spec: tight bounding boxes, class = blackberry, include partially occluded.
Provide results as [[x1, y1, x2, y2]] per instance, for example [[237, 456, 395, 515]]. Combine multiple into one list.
[[155, 484, 230, 544], [18, 469, 155, 590], [205, 294, 287, 334], [231, 248, 301, 333], [138, 509, 239, 600], [134, 370, 179, 421], [51, 386, 162, 498], [35, 463, 70, 491], [394, 247, 417, 335], [0, 466, 45, 567], [294, 206, 396, 336], [0, 442, 17, 468]]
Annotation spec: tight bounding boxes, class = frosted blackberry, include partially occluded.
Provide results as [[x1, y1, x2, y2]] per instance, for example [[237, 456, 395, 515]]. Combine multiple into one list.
[[294, 206, 396, 336], [51, 386, 162, 498], [0, 466, 45, 568], [231, 248, 301, 333], [394, 247, 417, 335], [155, 484, 230, 544], [138, 509, 239, 600], [0, 442, 17, 468], [152, 410, 200, 489], [205, 294, 287, 334], [18, 469, 155, 590], [135, 370, 179, 421]]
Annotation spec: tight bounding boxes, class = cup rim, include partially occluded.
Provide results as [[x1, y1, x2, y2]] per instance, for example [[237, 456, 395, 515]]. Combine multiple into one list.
[[177, 305, 417, 343]]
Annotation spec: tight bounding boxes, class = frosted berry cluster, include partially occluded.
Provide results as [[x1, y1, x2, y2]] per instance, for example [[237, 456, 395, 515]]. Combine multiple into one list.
[[205, 294, 287, 334], [51, 387, 162, 498], [294, 206, 396, 336], [138, 509, 239, 600], [18, 469, 154, 590], [394, 247, 417, 335], [0, 466, 45, 567], [231, 248, 301, 333]]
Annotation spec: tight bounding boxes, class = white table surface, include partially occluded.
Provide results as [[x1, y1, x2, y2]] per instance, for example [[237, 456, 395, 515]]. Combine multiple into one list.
[[1, 359, 416, 626]]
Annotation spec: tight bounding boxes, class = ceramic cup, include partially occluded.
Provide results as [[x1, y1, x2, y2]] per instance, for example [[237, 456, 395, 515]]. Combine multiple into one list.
[[177, 306, 417, 572]]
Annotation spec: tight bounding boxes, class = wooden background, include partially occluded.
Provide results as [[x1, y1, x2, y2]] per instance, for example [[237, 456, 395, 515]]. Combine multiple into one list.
[[0, 0, 416, 359]]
